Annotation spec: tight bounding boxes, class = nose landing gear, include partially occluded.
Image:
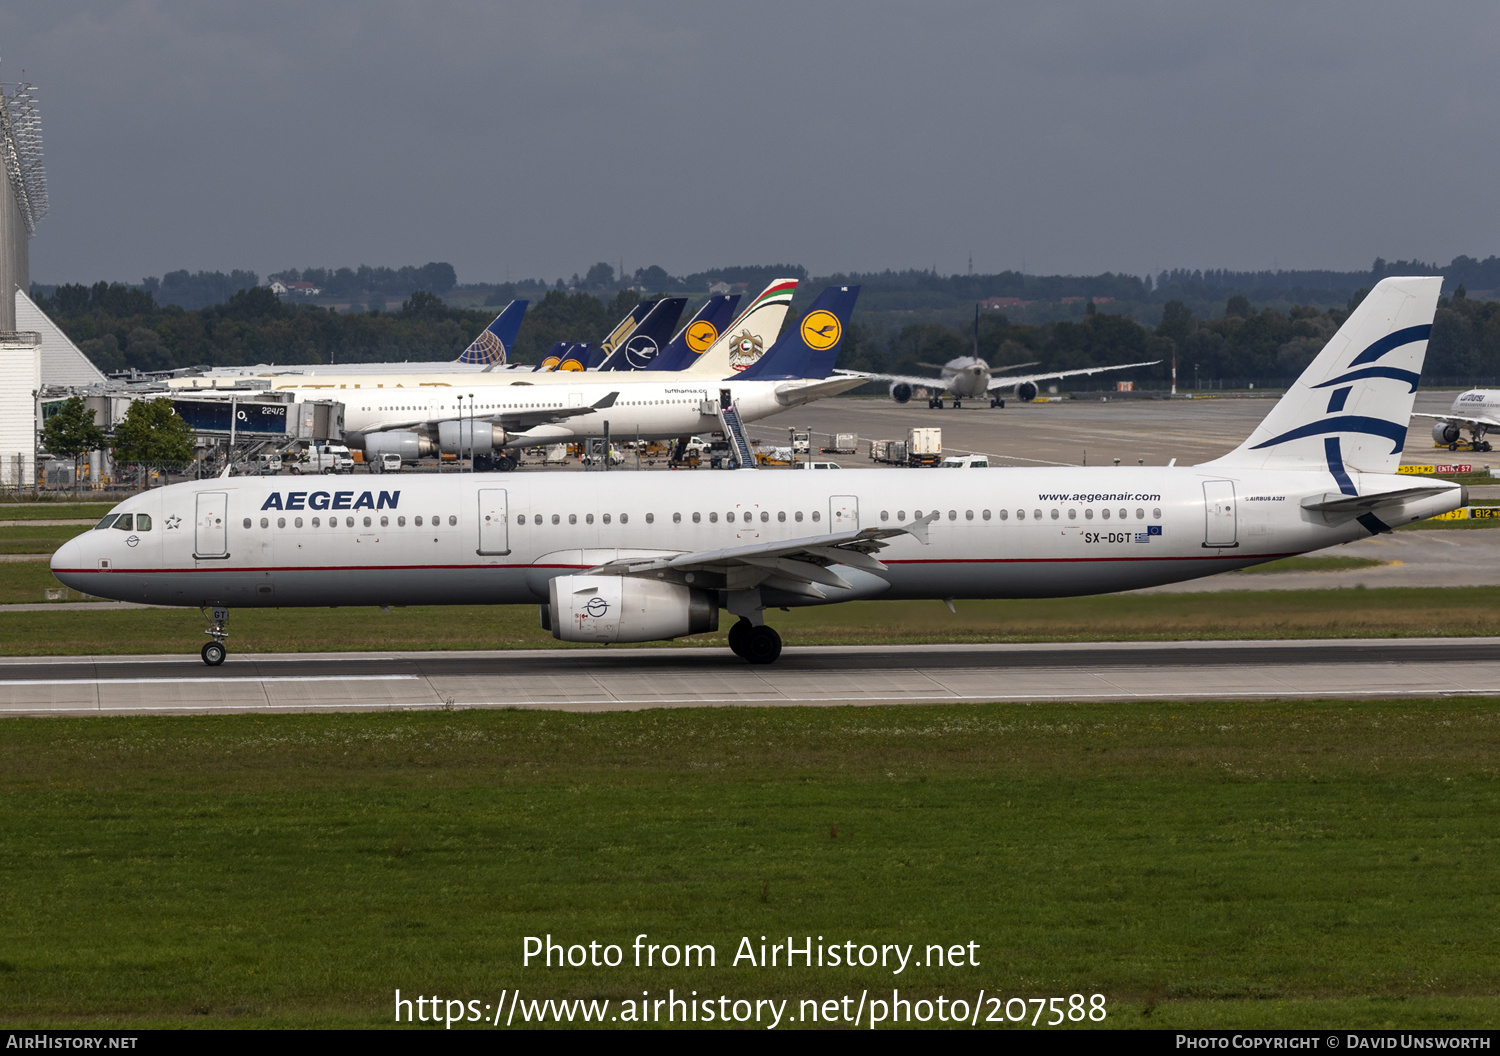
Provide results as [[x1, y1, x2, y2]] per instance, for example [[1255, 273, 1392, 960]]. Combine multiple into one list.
[[200, 605, 229, 666]]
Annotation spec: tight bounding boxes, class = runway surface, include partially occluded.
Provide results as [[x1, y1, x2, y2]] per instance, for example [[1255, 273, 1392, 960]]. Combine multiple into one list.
[[3, 638, 1498, 716]]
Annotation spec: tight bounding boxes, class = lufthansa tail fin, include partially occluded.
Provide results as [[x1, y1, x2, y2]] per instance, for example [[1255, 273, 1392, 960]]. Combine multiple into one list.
[[457, 299, 528, 367], [645, 294, 741, 373], [734, 285, 860, 381], [533, 341, 567, 372], [1204, 276, 1442, 477], [596, 297, 689, 370]]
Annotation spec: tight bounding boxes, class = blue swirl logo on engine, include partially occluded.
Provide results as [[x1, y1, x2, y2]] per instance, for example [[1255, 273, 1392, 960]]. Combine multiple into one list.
[[585, 596, 609, 618]]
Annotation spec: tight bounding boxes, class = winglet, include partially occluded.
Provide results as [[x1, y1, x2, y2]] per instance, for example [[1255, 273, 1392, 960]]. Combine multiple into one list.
[[219, 462, 232, 478], [592, 391, 619, 410], [899, 510, 941, 545]]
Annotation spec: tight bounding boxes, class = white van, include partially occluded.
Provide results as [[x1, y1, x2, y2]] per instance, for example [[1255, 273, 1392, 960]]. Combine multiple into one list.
[[792, 461, 843, 470], [378, 453, 403, 473], [939, 454, 989, 469]]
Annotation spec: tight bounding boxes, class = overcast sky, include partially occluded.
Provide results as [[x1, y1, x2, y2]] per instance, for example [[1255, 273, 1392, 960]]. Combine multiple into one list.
[[4, 1, 1499, 286]]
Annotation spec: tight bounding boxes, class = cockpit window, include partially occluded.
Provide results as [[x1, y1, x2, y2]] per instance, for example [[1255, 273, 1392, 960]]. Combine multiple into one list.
[[94, 514, 119, 530], [112, 514, 134, 531], [135, 514, 152, 531]]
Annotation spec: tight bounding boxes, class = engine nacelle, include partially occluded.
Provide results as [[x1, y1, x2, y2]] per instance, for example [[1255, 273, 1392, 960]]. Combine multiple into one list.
[[890, 382, 913, 404], [361, 430, 436, 460], [1432, 421, 1461, 445], [438, 419, 501, 455], [546, 575, 718, 643], [1016, 382, 1039, 402]]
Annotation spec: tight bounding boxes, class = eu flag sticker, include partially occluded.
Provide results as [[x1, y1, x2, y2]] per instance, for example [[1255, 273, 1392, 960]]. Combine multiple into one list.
[[1147, 525, 1163, 536]]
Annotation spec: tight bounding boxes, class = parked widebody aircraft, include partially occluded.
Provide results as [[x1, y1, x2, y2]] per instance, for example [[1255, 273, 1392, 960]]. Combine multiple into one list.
[[340, 284, 862, 467], [1412, 390, 1500, 451], [838, 354, 1160, 408], [54, 278, 1461, 668]]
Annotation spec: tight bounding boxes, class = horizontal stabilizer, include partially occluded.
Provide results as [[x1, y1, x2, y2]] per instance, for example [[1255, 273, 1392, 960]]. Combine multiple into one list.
[[1300, 485, 1460, 514]]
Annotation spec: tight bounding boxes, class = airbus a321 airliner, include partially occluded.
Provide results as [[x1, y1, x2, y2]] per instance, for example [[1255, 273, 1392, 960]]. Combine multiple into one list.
[[54, 277, 1460, 666]]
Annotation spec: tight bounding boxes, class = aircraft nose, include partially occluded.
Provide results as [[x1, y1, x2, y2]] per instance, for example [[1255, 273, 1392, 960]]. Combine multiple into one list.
[[51, 535, 88, 591]]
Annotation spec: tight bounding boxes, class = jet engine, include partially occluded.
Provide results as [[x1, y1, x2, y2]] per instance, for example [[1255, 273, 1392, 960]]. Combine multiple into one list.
[[438, 419, 501, 455], [1016, 382, 1039, 402], [544, 575, 718, 643], [890, 382, 913, 404], [361, 431, 436, 460], [1432, 421, 1461, 446]]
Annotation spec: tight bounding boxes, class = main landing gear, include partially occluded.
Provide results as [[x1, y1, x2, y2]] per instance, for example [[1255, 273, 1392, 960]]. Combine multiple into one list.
[[727, 618, 782, 665], [200, 605, 229, 666]]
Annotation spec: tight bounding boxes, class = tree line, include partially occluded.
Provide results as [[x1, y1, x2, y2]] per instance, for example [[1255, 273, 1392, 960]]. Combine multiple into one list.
[[29, 277, 1500, 386]]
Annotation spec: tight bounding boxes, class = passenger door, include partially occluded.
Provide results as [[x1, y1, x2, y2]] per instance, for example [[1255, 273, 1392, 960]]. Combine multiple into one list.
[[1202, 481, 1238, 548], [194, 492, 228, 559], [478, 488, 510, 555]]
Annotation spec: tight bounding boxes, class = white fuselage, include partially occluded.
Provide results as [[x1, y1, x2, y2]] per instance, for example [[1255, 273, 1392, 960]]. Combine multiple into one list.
[[1448, 390, 1500, 419], [52, 466, 1460, 611], [938, 357, 992, 398], [327, 375, 860, 445]]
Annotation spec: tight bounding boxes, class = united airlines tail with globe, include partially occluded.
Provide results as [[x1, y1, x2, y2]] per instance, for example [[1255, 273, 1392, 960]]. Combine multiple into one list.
[[53, 277, 1459, 666]]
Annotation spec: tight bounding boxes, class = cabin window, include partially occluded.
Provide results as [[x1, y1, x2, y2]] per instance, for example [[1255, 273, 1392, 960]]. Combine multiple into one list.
[[603, 513, 612, 524], [397, 516, 404, 526], [516, 514, 526, 525], [812, 511, 821, 522], [1051, 509, 1060, 520], [760, 511, 769, 522], [1101, 509, 1110, 520], [880, 511, 888, 522], [380, 516, 388, 527], [620, 513, 629, 524], [966, 510, 974, 520], [1153, 508, 1162, 519], [569, 514, 577, 525], [94, 514, 119, 530], [551, 514, 560, 525], [311, 517, 321, 527], [691, 512, 700, 523], [1118, 509, 1127, 520], [295, 517, 304, 528], [449, 516, 457, 527], [982, 509, 991, 520], [1016, 510, 1025, 520], [948, 510, 957, 521], [897, 510, 906, 521], [278, 517, 286, 528], [726, 511, 735, 523], [672, 512, 681, 523], [1034, 509, 1042, 520], [997, 510, 1007, 521], [646, 513, 655, 524], [414, 516, 423, 527], [794, 511, 803, 522], [347, 517, 356, 527], [709, 512, 718, 523], [1136, 508, 1145, 519], [586, 513, 594, 524], [242, 517, 252, 529], [363, 516, 372, 527]]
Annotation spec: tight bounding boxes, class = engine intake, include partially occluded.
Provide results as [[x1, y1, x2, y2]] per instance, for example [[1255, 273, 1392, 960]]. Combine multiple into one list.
[[1016, 382, 1039, 402], [890, 382, 913, 404], [546, 575, 718, 643], [1432, 421, 1461, 446]]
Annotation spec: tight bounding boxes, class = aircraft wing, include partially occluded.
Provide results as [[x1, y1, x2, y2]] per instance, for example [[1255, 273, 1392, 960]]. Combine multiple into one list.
[[832, 369, 951, 388], [584, 513, 941, 598], [984, 359, 1160, 392], [480, 391, 618, 431], [1411, 412, 1500, 429]]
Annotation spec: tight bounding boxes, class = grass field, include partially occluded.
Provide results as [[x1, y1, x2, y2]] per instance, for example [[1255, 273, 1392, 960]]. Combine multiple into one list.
[[0, 523, 92, 555], [1233, 556, 1384, 573], [0, 503, 111, 521], [0, 701, 1496, 1028]]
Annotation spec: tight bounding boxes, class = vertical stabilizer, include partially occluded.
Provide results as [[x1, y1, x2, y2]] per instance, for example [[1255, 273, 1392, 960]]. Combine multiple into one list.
[[735, 285, 859, 381], [457, 299, 528, 366], [1204, 276, 1442, 476]]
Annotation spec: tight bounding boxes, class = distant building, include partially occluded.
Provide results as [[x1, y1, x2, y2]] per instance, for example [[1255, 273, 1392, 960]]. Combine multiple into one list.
[[981, 297, 1031, 309], [269, 280, 321, 298]]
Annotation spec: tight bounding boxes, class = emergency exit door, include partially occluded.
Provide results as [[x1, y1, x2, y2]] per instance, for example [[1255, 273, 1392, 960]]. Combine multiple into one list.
[[829, 495, 859, 531], [478, 488, 510, 555], [1202, 480, 1238, 548]]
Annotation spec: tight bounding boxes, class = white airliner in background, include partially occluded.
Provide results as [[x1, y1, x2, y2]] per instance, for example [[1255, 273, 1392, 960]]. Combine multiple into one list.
[[1412, 390, 1500, 451], [837, 354, 1159, 408], [53, 277, 1460, 667]]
